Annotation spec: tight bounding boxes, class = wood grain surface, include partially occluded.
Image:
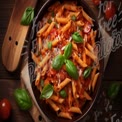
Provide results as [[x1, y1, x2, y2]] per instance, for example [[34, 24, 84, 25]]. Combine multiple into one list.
[[2, 0, 37, 72], [0, 0, 122, 122]]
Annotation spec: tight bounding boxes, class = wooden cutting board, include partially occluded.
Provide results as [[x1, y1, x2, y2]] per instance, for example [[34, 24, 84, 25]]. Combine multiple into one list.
[[2, 0, 37, 72]]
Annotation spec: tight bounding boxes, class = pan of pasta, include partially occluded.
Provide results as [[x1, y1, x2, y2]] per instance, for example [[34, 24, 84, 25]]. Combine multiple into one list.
[[28, 0, 104, 122]]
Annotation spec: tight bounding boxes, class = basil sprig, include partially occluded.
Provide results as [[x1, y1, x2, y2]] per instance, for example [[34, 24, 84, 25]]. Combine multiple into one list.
[[63, 42, 72, 59], [14, 88, 32, 110], [108, 83, 121, 99], [52, 55, 65, 70], [83, 67, 92, 79], [21, 7, 34, 26], [65, 60, 79, 80], [72, 32, 83, 43], [40, 84, 53, 99]]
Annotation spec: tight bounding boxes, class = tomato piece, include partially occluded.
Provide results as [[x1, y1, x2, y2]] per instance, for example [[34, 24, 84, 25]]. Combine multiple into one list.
[[83, 22, 91, 34], [92, 0, 101, 6], [0, 99, 11, 120], [105, 1, 116, 20]]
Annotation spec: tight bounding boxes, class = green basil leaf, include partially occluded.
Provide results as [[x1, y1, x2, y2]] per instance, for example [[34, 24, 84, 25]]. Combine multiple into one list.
[[66, 60, 79, 80], [83, 67, 92, 79], [64, 42, 72, 59], [14, 88, 32, 110], [59, 89, 67, 98], [47, 19, 52, 24], [72, 32, 83, 43], [71, 15, 76, 21], [52, 55, 65, 70], [40, 84, 53, 99], [21, 7, 34, 26], [108, 83, 121, 99], [47, 42, 52, 49], [51, 11, 55, 17]]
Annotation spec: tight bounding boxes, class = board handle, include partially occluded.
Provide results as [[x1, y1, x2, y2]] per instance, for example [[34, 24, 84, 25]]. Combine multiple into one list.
[[2, 0, 37, 72]]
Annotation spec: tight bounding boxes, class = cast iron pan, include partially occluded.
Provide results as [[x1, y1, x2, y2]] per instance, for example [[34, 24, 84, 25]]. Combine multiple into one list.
[[28, 0, 104, 122]]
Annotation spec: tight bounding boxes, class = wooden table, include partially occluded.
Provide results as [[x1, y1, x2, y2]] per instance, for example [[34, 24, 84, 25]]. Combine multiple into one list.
[[0, 0, 122, 122]]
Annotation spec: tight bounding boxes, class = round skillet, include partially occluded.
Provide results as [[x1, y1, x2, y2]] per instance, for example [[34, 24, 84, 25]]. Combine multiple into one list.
[[28, 0, 104, 122]]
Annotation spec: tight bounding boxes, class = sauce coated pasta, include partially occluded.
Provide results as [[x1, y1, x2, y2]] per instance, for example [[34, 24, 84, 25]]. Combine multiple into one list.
[[32, 1, 100, 119]]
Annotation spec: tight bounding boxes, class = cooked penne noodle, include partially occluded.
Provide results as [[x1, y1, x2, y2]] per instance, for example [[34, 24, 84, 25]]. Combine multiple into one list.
[[92, 73, 100, 91], [58, 112, 72, 119], [85, 47, 97, 62], [52, 39, 59, 47], [73, 52, 87, 68], [43, 22, 55, 37], [32, 1, 100, 120], [64, 4, 77, 11], [82, 8, 93, 24], [50, 95, 64, 104], [69, 107, 82, 114], [72, 41, 78, 51], [31, 52, 40, 65], [47, 99, 60, 112], [61, 20, 71, 33], [35, 72, 41, 86], [71, 80, 77, 98], [84, 91, 92, 100], [37, 23, 49, 36], [56, 17, 69, 24], [38, 53, 50, 68], [57, 78, 71, 91]]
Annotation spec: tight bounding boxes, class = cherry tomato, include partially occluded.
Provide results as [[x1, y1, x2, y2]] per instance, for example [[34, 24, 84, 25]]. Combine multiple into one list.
[[105, 1, 116, 20], [0, 99, 11, 120], [83, 22, 91, 34], [92, 0, 101, 6]]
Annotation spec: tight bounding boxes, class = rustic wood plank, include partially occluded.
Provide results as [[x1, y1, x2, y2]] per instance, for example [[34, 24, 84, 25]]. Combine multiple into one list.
[[2, 0, 37, 72]]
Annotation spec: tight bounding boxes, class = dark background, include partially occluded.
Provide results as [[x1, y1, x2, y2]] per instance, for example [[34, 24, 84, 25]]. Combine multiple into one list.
[[0, 0, 122, 122]]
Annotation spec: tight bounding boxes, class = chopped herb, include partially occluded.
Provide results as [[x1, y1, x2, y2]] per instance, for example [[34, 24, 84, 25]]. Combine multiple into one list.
[[71, 15, 76, 21], [48, 19, 52, 24], [47, 42, 52, 49]]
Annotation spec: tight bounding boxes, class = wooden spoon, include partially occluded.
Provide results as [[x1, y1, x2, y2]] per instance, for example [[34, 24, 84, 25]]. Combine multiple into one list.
[[2, 0, 37, 72]]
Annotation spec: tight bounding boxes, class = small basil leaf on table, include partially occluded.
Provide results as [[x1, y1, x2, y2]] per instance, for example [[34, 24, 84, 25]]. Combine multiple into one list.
[[83, 67, 92, 79], [21, 7, 34, 26], [64, 42, 72, 59], [65, 60, 79, 80], [52, 55, 65, 70], [72, 32, 83, 43], [14, 88, 32, 110], [108, 83, 121, 99], [40, 84, 53, 99]]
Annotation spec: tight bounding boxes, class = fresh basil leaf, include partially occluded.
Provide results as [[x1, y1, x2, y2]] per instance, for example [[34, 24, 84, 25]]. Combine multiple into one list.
[[47, 19, 52, 24], [47, 42, 52, 49], [40, 84, 53, 99], [21, 7, 34, 26], [83, 67, 92, 79], [64, 42, 72, 59], [72, 32, 83, 43], [52, 55, 65, 70], [71, 15, 76, 21], [66, 60, 79, 80], [51, 11, 55, 17], [14, 88, 32, 110], [59, 89, 67, 98], [108, 83, 121, 99]]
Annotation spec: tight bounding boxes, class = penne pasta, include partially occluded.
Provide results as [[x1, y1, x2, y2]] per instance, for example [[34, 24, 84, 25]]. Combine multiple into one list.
[[32, 1, 100, 120], [92, 73, 100, 91], [73, 52, 87, 68], [61, 20, 71, 33], [47, 99, 60, 112], [69, 107, 82, 114], [58, 112, 72, 119], [57, 78, 71, 91]]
